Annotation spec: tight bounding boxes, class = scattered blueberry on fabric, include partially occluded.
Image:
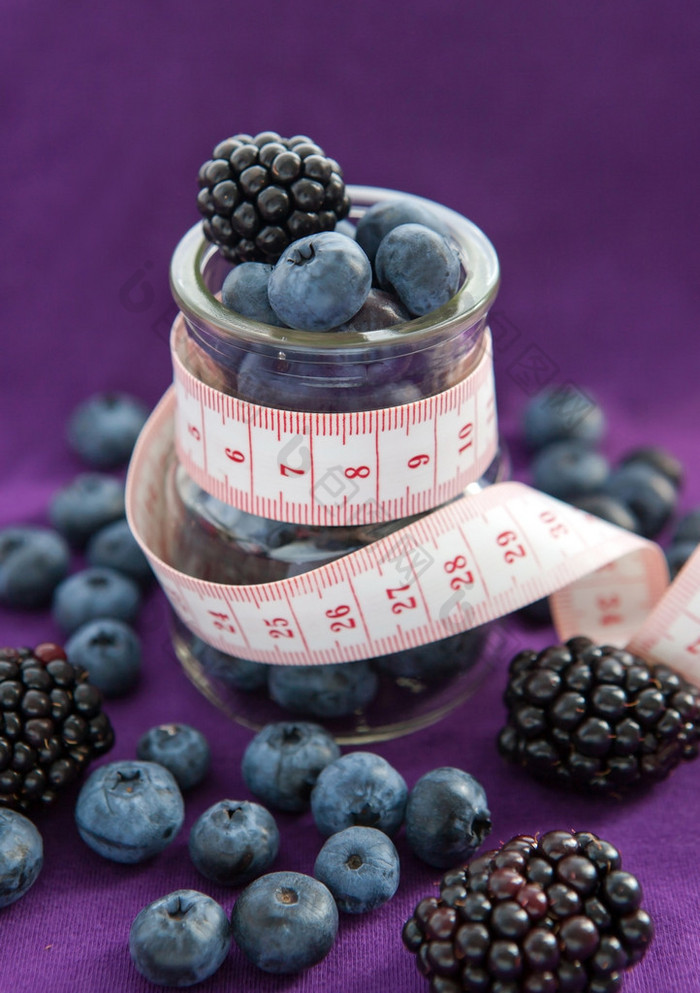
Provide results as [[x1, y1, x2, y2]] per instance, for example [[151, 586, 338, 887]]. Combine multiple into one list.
[[67, 392, 149, 469], [531, 440, 610, 500], [52, 567, 141, 634], [189, 799, 279, 886], [0, 526, 70, 608], [522, 385, 606, 450], [603, 461, 678, 538], [405, 766, 492, 868], [75, 760, 184, 863], [49, 473, 125, 548], [85, 518, 153, 585], [129, 889, 231, 987], [242, 721, 340, 812], [136, 723, 210, 791], [310, 751, 408, 837], [0, 809, 43, 908], [313, 825, 400, 914], [231, 870, 338, 974], [65, 617, 141, 697]]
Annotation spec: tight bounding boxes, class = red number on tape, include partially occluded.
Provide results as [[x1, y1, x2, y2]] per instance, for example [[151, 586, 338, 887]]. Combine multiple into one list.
[[458, 423, 473, 454], [386, 584, 417, 615], [265, 617, 294, 639], [188, 424, 201, 441], [345, 466, 370, 479], [325, 605, 357, 632], [225, 448, 245, 463], [407, 453, 430, 469], [280, 463, 306, 477], [497, 530, 526, 563]]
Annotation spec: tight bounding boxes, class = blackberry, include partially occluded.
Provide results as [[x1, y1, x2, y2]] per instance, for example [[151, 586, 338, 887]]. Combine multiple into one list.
[[0, 643, 114, 811], [196, 131, 351, 264], [497, 637, 700, 794], [402, 830, 654, 993]]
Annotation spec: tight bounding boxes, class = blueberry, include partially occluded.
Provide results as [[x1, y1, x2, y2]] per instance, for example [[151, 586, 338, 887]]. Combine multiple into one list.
[[231, 871, 338, 974], [313, 825, 400, 914], [375, 628, 486, 682], [571, 492, 640, 532], [221, 262, 286, 325], [405, 766, 491, 868], [531, 441, 610, 500], [129, 889, 231, 987], [666, 540, 698, 579], [67, 392, 149, 469], [197, 642, 268, 692], [336, 288, 410, 331], [310, 751, 408, 837], [75, 760, 184, 862], [375, 223, 461, 317], [672, 507, 700, 544], [49, 473, 125, 548], [603, 462, 678, 538], [52, 567, 141, 634], [267, 232, 372, 330], [522, 386, 606, 450], [268, 660, 378, 718], [0, 809, 43, 908], [65, 618, 141, 697], [0, 526, 70, 608], [85, 518, 152, 585], [355, 197, 450, 265], [136, 723, 210, 790], [189, 800, 279, 886], [619, 445, 684, 490], [241, 721, 340, 813]]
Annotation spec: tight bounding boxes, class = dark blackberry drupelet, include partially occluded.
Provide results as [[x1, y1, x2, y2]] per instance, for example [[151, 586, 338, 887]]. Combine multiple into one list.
[[402, 830, 654, 993], [0, 643, 114, 811], [196, 132, 351, 264], [497, 636, 700, 794]]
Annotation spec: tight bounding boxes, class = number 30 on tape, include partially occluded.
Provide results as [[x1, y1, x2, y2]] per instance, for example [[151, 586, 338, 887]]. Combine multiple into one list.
[[126, 387, 700, 688]]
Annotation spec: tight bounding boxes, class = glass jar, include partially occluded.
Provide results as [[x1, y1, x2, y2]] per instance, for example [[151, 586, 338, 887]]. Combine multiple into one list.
[[164, 186, 505, 742]]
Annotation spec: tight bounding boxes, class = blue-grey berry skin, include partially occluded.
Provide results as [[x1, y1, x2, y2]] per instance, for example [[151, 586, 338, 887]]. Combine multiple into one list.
[[241, 722, 340, 813], [268, 660, 378, 718], [374, 223, 461, 317], [619, 445, 684, 491], [603, 462, 678, 538], [310, 752, 408, 837], [198, 642, 268, 692], [313, 826, 400, 914], [49, 473, 125, 548], [531, 441, 610, 500], [65, 618, 141, 697], [672, 507, 700, 545], [0, 810, 43, 908], [267, 232, 372, 330], [136, 724, 210, 791], [67, 392, 149, 469], [189, 800, 279, 886], [52, 567, 141, 634], [336, 288, 410, 331], [75, 760, 184, 863], [571, 492, 641, 533], [221, 262, 285, 325], [405, 766, 492, 868], [666, 540, 698, 580], [522, 386, 606, 450], [85, 518, 152, 585], [129, 889, 231, 987], [0, 526, 70, 608], [355, 197, 450, 265], [231, 871, 338, 974]]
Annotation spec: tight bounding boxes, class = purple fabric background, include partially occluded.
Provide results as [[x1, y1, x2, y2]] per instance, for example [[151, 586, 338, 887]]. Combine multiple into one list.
[[1, 2, 699, 991]]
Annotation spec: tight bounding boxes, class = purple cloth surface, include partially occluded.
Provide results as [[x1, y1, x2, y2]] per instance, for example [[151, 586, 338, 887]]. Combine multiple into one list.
[[1, 2, 699, 991]]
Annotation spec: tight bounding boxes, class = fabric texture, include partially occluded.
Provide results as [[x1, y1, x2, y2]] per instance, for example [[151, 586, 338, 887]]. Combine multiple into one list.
[[1, 3, 698, 991]]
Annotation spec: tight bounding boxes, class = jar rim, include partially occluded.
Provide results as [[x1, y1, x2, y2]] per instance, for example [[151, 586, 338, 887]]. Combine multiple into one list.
[[170, 185, 500, 352]]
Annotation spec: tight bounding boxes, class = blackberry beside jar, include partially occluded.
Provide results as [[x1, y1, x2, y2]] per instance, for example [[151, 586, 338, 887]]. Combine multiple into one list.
[[164, 186, 504, 742]]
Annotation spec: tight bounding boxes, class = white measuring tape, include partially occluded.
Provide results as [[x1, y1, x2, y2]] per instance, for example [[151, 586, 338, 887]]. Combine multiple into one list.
[[171, 315, 499, 527], [126, 384, 700, 687]]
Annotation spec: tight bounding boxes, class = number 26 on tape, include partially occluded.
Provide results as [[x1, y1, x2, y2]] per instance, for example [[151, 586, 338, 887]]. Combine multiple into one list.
[[325, 605, 356, 633]]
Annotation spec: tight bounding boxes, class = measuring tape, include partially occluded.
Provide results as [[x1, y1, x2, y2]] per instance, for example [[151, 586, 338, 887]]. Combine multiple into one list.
[[126, 386, 700, 687], [171, 315, 499, 527]]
